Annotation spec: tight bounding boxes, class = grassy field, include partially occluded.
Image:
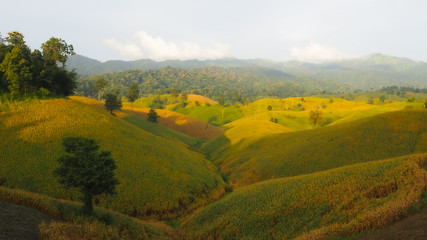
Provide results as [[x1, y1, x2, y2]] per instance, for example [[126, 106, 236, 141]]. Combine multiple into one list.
[[240, 97, 423, 131], [183, 154, 427, 240], [174, 104, 244, 126], [202, 118, 293, 161], [0, 97, 227, 220], [203, 109, 426, 185]]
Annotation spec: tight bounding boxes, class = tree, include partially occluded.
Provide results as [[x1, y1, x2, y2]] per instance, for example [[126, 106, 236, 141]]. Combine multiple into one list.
[[41, 37, 75, 67], [95, 78, 107, 101], [0, 31, 76, 97], [424, 99, 427, 109], [0, 45, 32, 97], [127, 82, 139, 111], [309, 108, 322, 128], [147, 108, 159, 123], [54, 137, 119, 215], [219, 95, 225, 121], [379, 95, 386, 103], [267, 105, 272, 111], [104, 93, 122, 115], [180, 92, 188, 102], [5, 31, 26, 46]]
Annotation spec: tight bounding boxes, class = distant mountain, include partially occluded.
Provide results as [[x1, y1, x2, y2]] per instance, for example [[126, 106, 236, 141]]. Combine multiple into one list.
[[67, 53, 427, 89], [66, 55, 256, 76]]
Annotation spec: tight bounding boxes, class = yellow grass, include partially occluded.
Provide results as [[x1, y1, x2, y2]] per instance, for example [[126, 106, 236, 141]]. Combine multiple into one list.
[[187, 94, 217, 105], [0, 98, 227, 220]]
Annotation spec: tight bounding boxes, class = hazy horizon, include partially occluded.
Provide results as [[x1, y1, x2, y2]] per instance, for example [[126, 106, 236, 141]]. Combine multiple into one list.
[[2, 0, 427, 63]]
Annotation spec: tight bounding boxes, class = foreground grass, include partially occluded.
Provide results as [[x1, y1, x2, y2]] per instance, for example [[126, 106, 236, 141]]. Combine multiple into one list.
[[204, 109, 426, 185], [0, 187, 173, 239], [183, 154, 427, 240], [0, 98, 226, 220]]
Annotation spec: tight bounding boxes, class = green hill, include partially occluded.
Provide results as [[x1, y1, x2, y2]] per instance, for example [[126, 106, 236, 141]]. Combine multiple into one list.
[[203, 109, 426, 185], [0, 98, 227, 220], [183, 154, 427, 240]]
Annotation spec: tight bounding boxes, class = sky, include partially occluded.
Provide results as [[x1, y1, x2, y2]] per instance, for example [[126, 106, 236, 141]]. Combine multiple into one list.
[[1, 0, 426, 62]]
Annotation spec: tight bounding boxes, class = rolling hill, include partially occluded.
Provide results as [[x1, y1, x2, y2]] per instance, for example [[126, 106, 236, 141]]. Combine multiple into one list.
[[0, 97, 227, 220], [183, 154, 427, 240], [202, 109, 426, 185]]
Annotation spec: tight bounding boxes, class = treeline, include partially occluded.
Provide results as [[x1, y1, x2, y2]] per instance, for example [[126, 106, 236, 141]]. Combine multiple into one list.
[[380, 86, 427, 96], [77, 67, 352, 103], [0, 31, 76, 99]]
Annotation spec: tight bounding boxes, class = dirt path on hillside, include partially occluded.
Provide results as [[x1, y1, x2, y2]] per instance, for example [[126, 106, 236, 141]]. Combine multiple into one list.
[[354, 207, 427, 240], [0, 201, 51, 240]]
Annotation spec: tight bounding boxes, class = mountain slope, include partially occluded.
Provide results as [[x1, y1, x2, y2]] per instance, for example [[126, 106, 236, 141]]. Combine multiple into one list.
[[68, 53, 427, 89], [183, 154, 427, 240], [203, 109, 426, 185], [0, 98, 226, 220]]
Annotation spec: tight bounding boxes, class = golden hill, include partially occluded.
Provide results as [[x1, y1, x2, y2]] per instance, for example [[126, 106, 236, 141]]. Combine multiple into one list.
[[203, 109, 426, 186], [0, 98, 226, 220]]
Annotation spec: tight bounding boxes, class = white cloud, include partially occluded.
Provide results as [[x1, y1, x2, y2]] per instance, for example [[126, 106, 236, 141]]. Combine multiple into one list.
[[289, 42, 354, 63], [102, 38, 144, 59], [103, 31, 230, 60], [135, 31, 230, 60]]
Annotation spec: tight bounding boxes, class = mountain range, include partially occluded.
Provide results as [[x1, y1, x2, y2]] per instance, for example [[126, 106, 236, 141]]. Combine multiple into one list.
[[67, 53, 427, 90]]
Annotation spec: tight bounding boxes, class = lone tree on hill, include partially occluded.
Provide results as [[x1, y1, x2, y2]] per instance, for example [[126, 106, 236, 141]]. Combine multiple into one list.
[[54, 137, 119, 215], [105, 93, 122, 115], [309, 107, 322, 128], [147, 108, 159, 123], [127, 82, 139, 111], [95, 77, 107, 101]]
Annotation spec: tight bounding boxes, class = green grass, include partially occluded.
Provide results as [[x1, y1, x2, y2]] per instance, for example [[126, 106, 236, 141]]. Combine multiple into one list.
[[0, 98, 226, 220], [203, 109, 426, 185], [183, 154, 427, 240], [175, 104, 244, 126]]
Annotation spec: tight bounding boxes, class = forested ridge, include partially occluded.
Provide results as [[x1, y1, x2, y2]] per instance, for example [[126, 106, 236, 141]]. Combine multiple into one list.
[[76, 66, 352, 103]]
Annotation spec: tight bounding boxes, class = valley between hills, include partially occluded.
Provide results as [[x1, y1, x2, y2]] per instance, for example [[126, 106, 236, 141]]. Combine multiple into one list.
[[1, 91, 426, 239]]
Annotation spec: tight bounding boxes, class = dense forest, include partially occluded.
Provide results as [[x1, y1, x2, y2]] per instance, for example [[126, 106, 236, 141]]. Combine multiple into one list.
[[0, 32, 76, 98], [68, 53, 427, 90], [76, 67, 352, 103]]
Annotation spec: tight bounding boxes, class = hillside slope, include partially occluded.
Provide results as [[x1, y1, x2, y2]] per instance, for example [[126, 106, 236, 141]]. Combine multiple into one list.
[[203, 109, 426, 185], [0, 98, 226, 220], [122, 106, 223, 139], [183, 154, 427, 240]]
